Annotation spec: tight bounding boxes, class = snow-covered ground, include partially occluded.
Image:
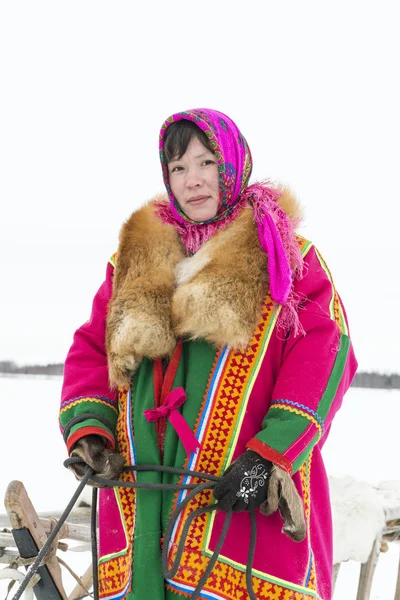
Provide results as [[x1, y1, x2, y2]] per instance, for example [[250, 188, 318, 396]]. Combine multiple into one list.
[[0, 376, 399, 599]]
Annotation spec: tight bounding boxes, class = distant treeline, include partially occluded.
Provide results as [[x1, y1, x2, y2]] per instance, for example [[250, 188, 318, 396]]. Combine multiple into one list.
[[0, 361, 399, 389], [352, 372, 400, 389], [0, 361, 64, 376]]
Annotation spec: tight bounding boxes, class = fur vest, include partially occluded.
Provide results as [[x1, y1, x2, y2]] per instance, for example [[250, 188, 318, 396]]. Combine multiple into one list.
[[106, 189, 301, 388]]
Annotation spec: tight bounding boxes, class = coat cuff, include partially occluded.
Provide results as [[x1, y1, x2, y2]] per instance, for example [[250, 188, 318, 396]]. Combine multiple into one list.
[[246, 438, 293, 475], [67, 426, 115, 454]]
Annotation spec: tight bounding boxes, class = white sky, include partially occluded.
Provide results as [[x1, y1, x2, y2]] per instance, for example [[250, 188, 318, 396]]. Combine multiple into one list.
[[1, 1, 399, 372]]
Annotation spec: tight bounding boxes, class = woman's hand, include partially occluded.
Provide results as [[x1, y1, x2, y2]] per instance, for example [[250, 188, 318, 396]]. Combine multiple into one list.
[[213, 450, 272, 512], [214, 449, 306, 541], [69, 434, 125, 483]]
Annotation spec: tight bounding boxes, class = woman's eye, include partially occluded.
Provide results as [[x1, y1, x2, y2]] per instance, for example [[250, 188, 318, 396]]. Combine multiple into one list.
[[202, 160, 215, 166], [170, 166, 183, 173]]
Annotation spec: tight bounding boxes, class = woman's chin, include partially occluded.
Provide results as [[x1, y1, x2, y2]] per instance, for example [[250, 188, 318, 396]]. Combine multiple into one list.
[[184, 204, 218, 222]]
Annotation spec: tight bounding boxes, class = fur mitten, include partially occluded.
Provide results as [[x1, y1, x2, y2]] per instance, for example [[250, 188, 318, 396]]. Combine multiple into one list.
[[260, 464, 306, 541], [69, 435, 125, 484]]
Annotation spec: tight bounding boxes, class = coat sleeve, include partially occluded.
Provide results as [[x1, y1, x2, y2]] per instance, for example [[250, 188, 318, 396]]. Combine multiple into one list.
[[246, 244, 358, 475], [59, 258, 118, 454]]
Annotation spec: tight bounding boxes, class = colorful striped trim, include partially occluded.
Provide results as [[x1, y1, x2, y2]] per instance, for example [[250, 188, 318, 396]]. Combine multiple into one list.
[[167, 575, 321, 600], [300, 451, 315, 589], [288, 334, 351, 469], [314, 248, 348, 335], [98, 387, 135, 598], [270, 399, 325, 434], [270, 404, 323, 442], [246, 438, 293, 475], [67, 426, 115, 453], [174, 346, 229, 508], [59, 396, 118, 415], [317, 334, 351, 421], [168, 297, 297, 598], [108, 253, 117, 268], [97, 583, 130, 600], [229, 306, 283, 456], [296, 234, 314, 259]]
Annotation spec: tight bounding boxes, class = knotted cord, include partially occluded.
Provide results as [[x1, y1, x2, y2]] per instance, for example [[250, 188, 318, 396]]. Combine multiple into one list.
[[11, 458, 259, 600]]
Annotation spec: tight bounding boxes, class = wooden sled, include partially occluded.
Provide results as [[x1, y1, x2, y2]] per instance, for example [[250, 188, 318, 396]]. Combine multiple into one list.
[[1, 481, 92, 600], [1, 479, 400, 600], [332, 502, 400, 600]]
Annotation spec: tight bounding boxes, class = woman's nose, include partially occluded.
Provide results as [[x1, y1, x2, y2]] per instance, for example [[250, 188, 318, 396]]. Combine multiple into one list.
[[185, 168, 202, 188]]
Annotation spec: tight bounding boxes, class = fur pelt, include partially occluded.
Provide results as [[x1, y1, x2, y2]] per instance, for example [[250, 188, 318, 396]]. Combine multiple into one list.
[[261, 466, 306, 542], [329, 476, 385, 564], [106, 189, 301, 388]]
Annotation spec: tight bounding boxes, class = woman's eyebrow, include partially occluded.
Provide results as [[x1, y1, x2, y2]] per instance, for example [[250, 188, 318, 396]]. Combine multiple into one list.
[[169, 152, 210, 164]]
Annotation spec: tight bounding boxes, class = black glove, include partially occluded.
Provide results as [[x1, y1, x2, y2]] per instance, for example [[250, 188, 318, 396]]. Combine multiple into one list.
[[69, 434, 125, 485], [213, 450, 272, 512], [214, 449, 307, 542]]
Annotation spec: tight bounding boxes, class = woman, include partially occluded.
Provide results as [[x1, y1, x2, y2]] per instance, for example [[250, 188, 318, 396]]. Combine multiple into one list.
[[60, 108, 357, 600]]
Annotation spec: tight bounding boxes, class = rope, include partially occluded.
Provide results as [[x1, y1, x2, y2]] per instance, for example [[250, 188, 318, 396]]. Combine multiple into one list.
[[10, 467, 94, 600], [56, 557, 94, 599], [11, 458, 260, 600]]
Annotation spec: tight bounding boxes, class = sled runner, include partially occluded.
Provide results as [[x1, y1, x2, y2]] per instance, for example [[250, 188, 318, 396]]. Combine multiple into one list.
[[1, 481, 92, 600]]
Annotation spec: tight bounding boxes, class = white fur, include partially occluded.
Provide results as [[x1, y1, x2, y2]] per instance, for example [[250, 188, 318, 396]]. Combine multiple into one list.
[[330, 476, 385, 564], [175, 250, 210, 285], [111, 314, 136, 354], [375, 480, 400, 520]]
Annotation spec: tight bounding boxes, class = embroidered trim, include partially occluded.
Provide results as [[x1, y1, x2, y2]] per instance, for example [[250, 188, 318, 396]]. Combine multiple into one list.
[[67, 426, 115, 453], [246, 439, 293, 475], [60, 396, 118, 415], [270, 399, 325, 434], [62, 412, 115, 441], [300, 451, 318, 592], [98, 387, 135, 599], [269, 403, 323, 441], [165, 298, 293, 597], [314, 248, 348, 335]]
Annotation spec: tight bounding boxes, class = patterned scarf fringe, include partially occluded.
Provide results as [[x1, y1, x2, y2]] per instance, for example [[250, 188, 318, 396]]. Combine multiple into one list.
[[242, 182, 306, 338]]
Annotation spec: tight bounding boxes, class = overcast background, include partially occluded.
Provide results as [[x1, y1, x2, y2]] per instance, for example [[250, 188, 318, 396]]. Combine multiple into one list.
[[1, 1, 399, 373]]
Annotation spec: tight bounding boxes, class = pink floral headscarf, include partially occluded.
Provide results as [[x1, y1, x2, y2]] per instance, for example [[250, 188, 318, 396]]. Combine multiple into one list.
[[157, 108, 303, 310]]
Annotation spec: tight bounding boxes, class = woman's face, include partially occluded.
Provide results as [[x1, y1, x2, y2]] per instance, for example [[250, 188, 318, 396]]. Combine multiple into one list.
[[167, 137, 220, 222]]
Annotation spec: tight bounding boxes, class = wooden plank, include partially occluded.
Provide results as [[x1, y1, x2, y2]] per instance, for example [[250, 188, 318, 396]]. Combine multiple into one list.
[[332, 563, 341, 592], [0, 531, 16, 548], [0, 547, 20, 563], [356, 534, 382, 600], [0, 507, 91, 529], [394, 543, 400, 600], [4, 480, 67, 600], [0, 520, 90, 544], [40, 519, 90, 543]]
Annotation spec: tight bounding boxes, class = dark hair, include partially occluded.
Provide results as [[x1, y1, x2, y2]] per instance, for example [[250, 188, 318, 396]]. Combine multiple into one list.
[[163, 120, 215, 163]]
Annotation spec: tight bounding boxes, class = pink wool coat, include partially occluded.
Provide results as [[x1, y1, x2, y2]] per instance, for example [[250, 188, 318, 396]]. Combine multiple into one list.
[[60, 200, 357, 600]]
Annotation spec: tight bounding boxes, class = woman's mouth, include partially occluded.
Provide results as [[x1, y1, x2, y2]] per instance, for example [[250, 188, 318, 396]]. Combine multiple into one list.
[[187, 195, 209, 205]]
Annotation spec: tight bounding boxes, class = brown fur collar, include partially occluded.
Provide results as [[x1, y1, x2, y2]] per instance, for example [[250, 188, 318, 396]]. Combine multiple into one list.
[[106, 189, 301, 387]]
